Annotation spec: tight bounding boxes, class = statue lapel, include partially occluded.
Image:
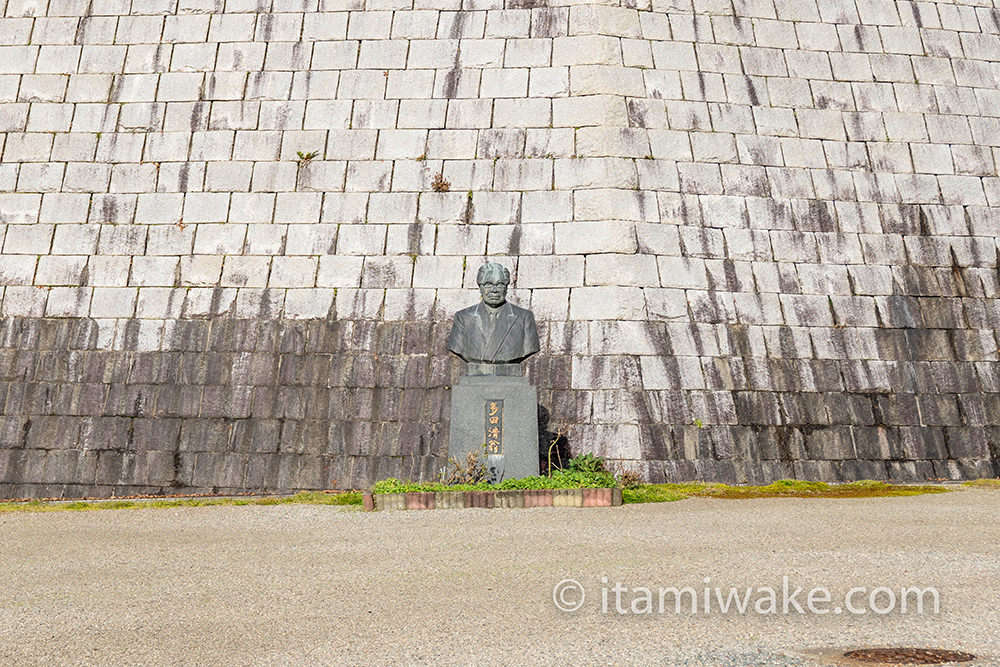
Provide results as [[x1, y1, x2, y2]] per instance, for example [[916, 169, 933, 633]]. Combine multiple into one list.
[[488, 304, 519, 362], [471, 303, 489, 357], [472, 303, 486, 335]]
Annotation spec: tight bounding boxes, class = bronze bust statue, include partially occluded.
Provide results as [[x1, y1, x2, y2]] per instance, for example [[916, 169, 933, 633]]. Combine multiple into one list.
[[447, 262, 539, 371]]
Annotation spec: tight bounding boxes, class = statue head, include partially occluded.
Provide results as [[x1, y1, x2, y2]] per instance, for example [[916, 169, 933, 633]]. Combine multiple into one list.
[[477, 262, 510, 308]]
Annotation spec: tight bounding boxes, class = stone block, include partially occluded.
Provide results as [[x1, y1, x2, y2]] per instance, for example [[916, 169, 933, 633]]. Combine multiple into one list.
[[553, 221, 636, 254], [528, 67, 569, 98], [3, 224, 53, 254], [516, 256, 583, 289], [570, 287, 646, 320], [469, 192, 521, 224], [585, 254, 659, 287], [504, 39, 550, 68], [368, 193, 417, 225], [0, 255, 38, 286], [569, 65, 644, 97], [556, 158, 635, 190], [493, 159, 552, 191], [412, 256, 463, 289], [552, 95, 628, 127]]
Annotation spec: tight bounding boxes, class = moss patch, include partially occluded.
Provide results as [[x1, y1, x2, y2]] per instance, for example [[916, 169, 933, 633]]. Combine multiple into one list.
[[622, 486, 688, 504], [0, 491, 363, 514], [963, 479, 1000, 489], [623, 480, 951, 504]]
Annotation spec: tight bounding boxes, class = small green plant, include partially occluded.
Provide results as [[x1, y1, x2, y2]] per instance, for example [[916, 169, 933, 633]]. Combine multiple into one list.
[[567, 452, 606, 475], [606, 459, 643, 489], [694, 418, 704, 428], [431, 172, 450, 192], [296, 150, 319, 164], [616, 468, 643, 489]]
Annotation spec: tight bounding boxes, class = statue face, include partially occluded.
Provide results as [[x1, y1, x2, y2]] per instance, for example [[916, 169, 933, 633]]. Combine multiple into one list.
[[478, 277, 508, 308]]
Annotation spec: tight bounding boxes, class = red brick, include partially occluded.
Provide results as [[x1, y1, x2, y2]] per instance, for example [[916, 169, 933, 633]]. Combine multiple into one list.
[[582, 488, 610, 506], [405, 492, 421, 510], [524, 489, 553, 507]]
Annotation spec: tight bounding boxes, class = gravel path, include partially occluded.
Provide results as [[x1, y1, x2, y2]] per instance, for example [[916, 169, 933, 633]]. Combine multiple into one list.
[[1, 490, 998, 666]]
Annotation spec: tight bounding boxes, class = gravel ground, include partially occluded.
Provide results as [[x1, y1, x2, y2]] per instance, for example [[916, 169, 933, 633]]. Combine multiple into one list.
[[1, 490, 998, 666]]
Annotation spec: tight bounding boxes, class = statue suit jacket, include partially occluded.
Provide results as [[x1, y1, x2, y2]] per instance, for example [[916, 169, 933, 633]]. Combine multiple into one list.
[[447, 301, 540, 364]]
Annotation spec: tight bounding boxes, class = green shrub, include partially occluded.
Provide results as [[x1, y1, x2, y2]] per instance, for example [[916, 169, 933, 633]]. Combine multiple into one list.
[[566, 452, 606, 474], [371, 469, 618, 493]]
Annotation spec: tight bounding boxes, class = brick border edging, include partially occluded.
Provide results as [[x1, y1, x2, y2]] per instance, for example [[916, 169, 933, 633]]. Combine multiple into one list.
[[364, 488, 622, 511]]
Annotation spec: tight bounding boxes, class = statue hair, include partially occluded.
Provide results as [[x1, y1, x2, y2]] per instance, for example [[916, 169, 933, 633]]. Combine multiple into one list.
[[476, 262, 510, 285]]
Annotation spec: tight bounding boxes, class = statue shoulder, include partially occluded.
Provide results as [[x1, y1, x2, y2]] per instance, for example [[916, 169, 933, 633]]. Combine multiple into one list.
[[453, 304, 480, 320], [509, 302, 535, 321], [507, 301, 531, 315]]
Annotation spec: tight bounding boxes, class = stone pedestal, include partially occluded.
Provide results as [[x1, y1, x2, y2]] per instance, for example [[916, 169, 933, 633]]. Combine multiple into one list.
[[448, 371, 539, 483]]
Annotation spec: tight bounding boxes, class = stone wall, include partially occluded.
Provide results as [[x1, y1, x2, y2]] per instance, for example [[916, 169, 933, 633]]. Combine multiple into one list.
[[1, 0, 999, 497]]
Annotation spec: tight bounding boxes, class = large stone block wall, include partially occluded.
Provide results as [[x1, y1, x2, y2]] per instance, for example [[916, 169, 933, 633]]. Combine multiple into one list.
[[1, 0, 999, 497]]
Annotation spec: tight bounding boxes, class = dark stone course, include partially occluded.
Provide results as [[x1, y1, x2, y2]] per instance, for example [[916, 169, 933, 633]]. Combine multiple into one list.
[[804, 426, 856, 460], [839, 459, 890, 480], [200, 385, 253, 419], [0, 316, 997, 498], [899, 426, 949, 460], [944, 427, 989, 459], [852, 426, 902, 460], [147, 451, 176, 485], [178, 419, 233, 452]]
